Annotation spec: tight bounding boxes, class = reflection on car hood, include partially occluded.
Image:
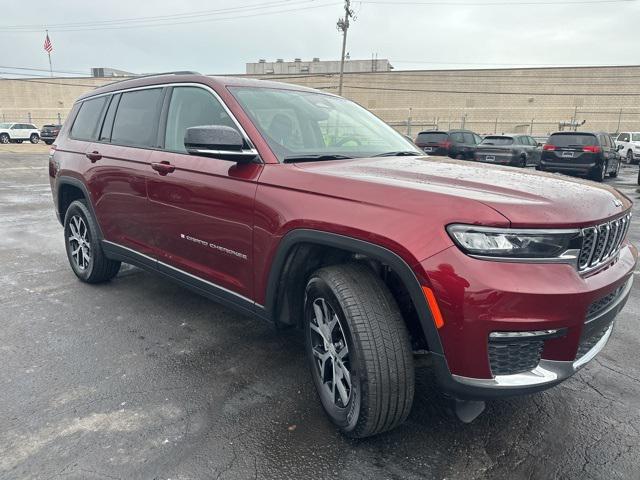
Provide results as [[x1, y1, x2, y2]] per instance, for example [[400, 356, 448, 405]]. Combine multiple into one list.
[[295, 156, 631, 227]]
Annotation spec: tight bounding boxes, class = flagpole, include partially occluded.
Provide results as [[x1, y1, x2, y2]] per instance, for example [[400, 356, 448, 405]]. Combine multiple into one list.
[[46, 29, 52, 77]]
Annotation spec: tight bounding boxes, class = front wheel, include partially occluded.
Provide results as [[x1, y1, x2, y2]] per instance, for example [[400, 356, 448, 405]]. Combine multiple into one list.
[[44, 140, 54, 145], [30, 133, 39, 144], [0, 133, 9, 144], [304, 263, 415, 438]]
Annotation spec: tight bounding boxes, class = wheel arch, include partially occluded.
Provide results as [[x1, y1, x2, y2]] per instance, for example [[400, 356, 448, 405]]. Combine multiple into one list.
[[56, 176, 104, 239], [264, 229, 445, 355]]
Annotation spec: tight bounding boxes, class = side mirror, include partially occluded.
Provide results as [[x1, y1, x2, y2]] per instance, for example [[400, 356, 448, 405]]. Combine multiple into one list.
[[617, 144, 624, 151], [184, 125, 257, 163]]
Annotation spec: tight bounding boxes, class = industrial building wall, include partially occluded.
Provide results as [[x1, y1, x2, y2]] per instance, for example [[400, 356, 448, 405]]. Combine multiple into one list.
[[2, 66, 640, 135]]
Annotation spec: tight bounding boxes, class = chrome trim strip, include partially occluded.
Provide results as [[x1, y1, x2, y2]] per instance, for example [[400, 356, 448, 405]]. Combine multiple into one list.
[[469, 249, 579, 266], [77, 82, 258, 155], [573, 324, 614, 369], [102, 240, 257, 306], [448, 224, 581, 235], [189, 148, 259, 156]]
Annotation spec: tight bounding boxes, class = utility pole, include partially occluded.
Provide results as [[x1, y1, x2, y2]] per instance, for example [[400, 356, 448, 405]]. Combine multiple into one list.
[[337, 0, 355, 96]]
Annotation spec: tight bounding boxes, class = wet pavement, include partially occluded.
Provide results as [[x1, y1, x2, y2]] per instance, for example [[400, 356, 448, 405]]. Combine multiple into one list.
[[1, 151, 639, 480]]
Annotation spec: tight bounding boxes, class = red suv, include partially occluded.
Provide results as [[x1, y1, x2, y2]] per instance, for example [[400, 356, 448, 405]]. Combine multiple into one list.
[[49, 73, 636, 438]]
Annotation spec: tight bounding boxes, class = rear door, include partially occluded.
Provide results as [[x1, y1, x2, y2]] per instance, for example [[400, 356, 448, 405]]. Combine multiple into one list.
[[85, 87, 165, 257], [146, 84, 262, 302], [11, 124, 26, 139]]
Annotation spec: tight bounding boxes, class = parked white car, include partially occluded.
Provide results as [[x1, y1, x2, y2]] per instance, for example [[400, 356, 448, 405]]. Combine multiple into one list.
[[615, 132, 640, 164], [0, 122, 40, 144]]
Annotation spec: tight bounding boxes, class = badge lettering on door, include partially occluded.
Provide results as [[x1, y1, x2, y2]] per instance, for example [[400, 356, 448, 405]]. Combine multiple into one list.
[[180, 234, 248, 260]]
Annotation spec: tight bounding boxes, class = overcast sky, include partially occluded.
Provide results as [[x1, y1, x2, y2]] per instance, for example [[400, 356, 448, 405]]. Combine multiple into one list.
[[1, 0, 639, 78]]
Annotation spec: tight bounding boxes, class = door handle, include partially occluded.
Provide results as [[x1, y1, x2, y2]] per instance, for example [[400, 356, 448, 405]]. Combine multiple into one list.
[[151, 161, 175, 176], [86, 151, 102, 162]]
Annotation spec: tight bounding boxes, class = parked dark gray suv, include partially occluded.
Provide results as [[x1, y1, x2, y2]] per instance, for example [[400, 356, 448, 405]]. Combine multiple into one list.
[[539, 132, 621, 182], [474, 134, 541, 167]]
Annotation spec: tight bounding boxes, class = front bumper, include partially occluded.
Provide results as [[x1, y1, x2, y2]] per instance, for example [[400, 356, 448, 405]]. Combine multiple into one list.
[[416, 241, 637, 399]]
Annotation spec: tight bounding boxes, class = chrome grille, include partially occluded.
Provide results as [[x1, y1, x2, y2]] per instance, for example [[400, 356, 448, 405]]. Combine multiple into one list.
[[579, 213, 631, 273]]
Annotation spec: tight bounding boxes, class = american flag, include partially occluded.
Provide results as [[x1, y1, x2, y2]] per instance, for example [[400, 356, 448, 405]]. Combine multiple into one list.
[[44, 33, 53, 54]]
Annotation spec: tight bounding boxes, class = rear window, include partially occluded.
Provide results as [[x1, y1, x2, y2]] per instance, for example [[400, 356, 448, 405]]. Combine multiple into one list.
[[481, 136, 513, 146], [416, 132, 447, 143], [548, 133, 597, 147], [71, 97, 108, 141]]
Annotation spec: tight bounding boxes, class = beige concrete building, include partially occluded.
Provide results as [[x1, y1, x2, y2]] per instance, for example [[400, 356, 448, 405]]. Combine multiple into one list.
[[2, 65, 640, 136]]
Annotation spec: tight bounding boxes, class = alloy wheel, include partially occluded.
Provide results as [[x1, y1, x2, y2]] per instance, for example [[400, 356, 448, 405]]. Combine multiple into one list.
[[0, 134, 8, 144], [309, 298, 352, 408], [68, 215, 91, 270]]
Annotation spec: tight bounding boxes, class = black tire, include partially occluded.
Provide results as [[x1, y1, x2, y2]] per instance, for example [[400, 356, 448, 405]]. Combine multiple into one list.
[[30, 133, 39, 144], [627, 150, 634, 165], [16, 140, 23, 144], [516, 155, 526, 168], [63, 200, 120, 283], [610, 159, 620, 178], [304, 263, 415, 438], [591, 161, 607, 182], [0, 133, 9, 144], [44, 140, 54, 145]]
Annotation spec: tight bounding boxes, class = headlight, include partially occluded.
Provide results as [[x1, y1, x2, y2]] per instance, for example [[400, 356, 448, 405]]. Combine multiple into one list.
[[446, 224, 582, 259]]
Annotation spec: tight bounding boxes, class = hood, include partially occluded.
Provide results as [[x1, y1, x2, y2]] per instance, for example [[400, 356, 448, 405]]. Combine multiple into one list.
[[294, 156, 631, 227]]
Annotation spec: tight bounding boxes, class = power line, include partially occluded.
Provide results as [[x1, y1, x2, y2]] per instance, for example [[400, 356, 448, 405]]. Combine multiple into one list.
[[0, 1, 340, 33], [360, 0, 636, 5], [0, 0, 309, 29], [0, 65, 89, 76]]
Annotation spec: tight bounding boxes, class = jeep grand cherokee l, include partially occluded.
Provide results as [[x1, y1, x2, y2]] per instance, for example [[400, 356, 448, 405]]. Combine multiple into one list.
[[48, 74, 637, 438]]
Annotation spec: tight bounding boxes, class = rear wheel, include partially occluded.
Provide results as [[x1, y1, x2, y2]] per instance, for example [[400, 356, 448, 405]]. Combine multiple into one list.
[[44, 140, 54, 145], [591, 161, 607, 182], [517, 155, 527, 168], [628, 150, 634, 165], [304, 263, 415, 438], [610, 159, 620, 178], [0, 133, 8, 144], [64, 200, 121, 283], [30, 133, 39, 144]]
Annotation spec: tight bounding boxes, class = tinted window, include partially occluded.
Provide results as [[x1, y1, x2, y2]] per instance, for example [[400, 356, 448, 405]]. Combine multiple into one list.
[[450, 132, 464, 143], [111, 88, 163, 147], [416, 132, 447, 143], [618, 133, 630, 142], [473, 134, 482, 144], [548, 133, 597, 147], [70, 97, 108, 141], [633, 134, 640, 142], [165, 87, 237, 152], [481, 136, 513, 146], [99, 94, 120, 141], [463, 132, 475, 144]]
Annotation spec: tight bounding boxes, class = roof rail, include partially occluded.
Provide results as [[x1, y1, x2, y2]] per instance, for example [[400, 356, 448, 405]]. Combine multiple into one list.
[[97, 71, 202, 88]]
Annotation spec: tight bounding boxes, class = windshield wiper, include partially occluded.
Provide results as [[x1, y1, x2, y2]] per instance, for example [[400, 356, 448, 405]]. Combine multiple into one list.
[[372, 151, 423, 157], [283, 154, 354, 163]]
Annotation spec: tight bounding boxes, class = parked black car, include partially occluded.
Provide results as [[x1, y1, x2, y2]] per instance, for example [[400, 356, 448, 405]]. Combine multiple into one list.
[[474, 134, 541, 167], [414, 129, 482, 160], [539, 131, 621, 182], [40, 124, 62, 145]]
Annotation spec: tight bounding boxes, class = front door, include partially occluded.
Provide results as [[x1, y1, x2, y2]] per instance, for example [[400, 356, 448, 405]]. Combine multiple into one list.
[[146, 85, 262, 302]]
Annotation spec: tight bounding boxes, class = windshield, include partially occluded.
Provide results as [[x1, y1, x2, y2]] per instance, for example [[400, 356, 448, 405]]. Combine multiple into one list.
[[230, 87, 420, 162], [416, 132, 447, 144], [481, 136, 513, 146], [548, 133, 596, 147], [0, 123, 12, 129]]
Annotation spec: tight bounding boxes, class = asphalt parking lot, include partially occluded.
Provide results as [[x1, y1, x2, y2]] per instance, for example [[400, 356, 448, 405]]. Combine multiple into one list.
[[1, 149, 639, 480]]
